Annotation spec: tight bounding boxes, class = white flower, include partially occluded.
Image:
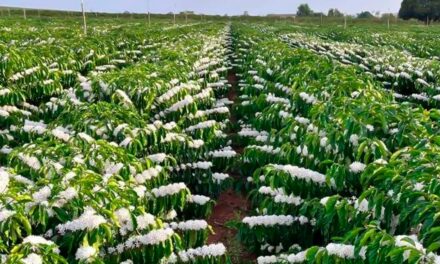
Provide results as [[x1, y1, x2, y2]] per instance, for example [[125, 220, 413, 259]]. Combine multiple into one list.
[[78, 132, 95, 143], [395, 235, 425, 252], [115, 208, 134, 236], [151, 183, 187, 197], [56, 207, 106, 235], [188, 139, 204, 148], [148, 153, 167, 163], [23, 235, 54, 245], [136, 213, 155, 230], [326, 243, 355, 259], [299, 92, 317, 104], [51, 127, 70, 142], [349, 162, 366, 173], [351, 91, 360, 98], [320, 197, 331, 206], [75, 246, 96, 261], [18, 154, 41, 170], [134, 166, 162, 184], [176, 243, 226, 261], [23, 120, 47, 134], [0, 209, 15, 222], [185, 120, 217, 132], [349, 134, 359, 147], [286, 251, 307, 263], [0, 169, 10, 193], [170, 220, 208, 231], [113, 228, 174, 253], [242, 215, 294, 228], [32, 186, 52, 204], [414, 182, 425, 191], [354, 199, 369, 212], [272, 164, 326, 185], [209, 147, 237, 158], [22, 253, 43, 264], [119, 137, 132, 147], [188, 195, 210, 205], [257, 255, 278, 264], [212, 172, 229, 183]]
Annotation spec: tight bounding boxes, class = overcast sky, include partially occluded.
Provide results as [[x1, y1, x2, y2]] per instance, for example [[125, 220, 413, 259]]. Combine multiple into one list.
[[0, 0, 402, 16]]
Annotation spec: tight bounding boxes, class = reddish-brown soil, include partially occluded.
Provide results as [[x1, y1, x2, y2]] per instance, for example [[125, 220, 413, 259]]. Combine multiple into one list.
[[207, 189, 249, 244], [207, 69, 257, 263]]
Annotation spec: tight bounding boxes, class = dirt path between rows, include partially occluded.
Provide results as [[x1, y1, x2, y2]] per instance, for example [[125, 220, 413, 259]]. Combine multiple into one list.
[[207, 70, 256, 263]]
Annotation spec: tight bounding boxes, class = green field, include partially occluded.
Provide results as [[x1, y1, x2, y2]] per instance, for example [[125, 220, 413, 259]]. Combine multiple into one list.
[[1, 10, 440, 264]]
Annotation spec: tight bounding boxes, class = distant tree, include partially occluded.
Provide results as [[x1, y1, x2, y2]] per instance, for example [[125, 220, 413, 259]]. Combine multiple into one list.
[[399, 0, 440, 23], [328, 8, 343, 17], [312, 12, 325, 17], [297, 4, 313, 16], [381, 13, 396, 19], [357, 11, 374, 18]]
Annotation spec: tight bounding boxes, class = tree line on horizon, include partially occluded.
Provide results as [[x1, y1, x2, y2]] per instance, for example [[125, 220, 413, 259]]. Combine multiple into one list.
[[295, 1, 439, 23]]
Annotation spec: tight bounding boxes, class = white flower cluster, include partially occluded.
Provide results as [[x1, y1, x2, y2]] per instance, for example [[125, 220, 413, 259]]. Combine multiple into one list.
[[32, 185, 51, 204], [258, 186, 304, 205], [215, 98, 233, 107], [54, 187, 78, 207], [212, 172, 229, 183], [119, 136, 132, 147], [75, 246, 96, 262], [266, 93, 290, 106], [169, 220, 208, 231], [115, 208, 134, 236], [0, 209, 15, 222], [134, 166, 163, 184], [325, 243, 355, 259], [187, 195, 211, 205], [349, 162, 366, 173], [0, 169, 10, 194], [294, 116, 310, 125], [157, 82, 199, 103], [193, 107, 229, 119], [174, 161, 212, 171], [115, 89, 134, 107], [147, 153, 167, 163], [21, 253, 43, 264], [162, 132, 186, 143], [185, 120, 217, 132], [77, 132, 95, 143], [56, 207, 106, 235], [136, 213, 156, 230], [111, 228, 174, 253], [242, 215, 294, 228], [163, 95, 194, 115], [23, 120, 47, 134], [248, 145, 281, 155], [208, 147, 237, 158], [21, 235, 53, 247], [113, 123, 129, 136], [104, 161, 124, 175], [151, 183, 187, 198], [167, 243, 226, 263], [238, 127, 269, 141], [51, 127, 71, 142], [188, 139, 204, 149], [299, 92, 317, 104], [272, 164, 326, 185]]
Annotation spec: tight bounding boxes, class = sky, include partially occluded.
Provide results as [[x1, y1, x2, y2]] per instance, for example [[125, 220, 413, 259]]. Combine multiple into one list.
[[0, 0, 403, 16]]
